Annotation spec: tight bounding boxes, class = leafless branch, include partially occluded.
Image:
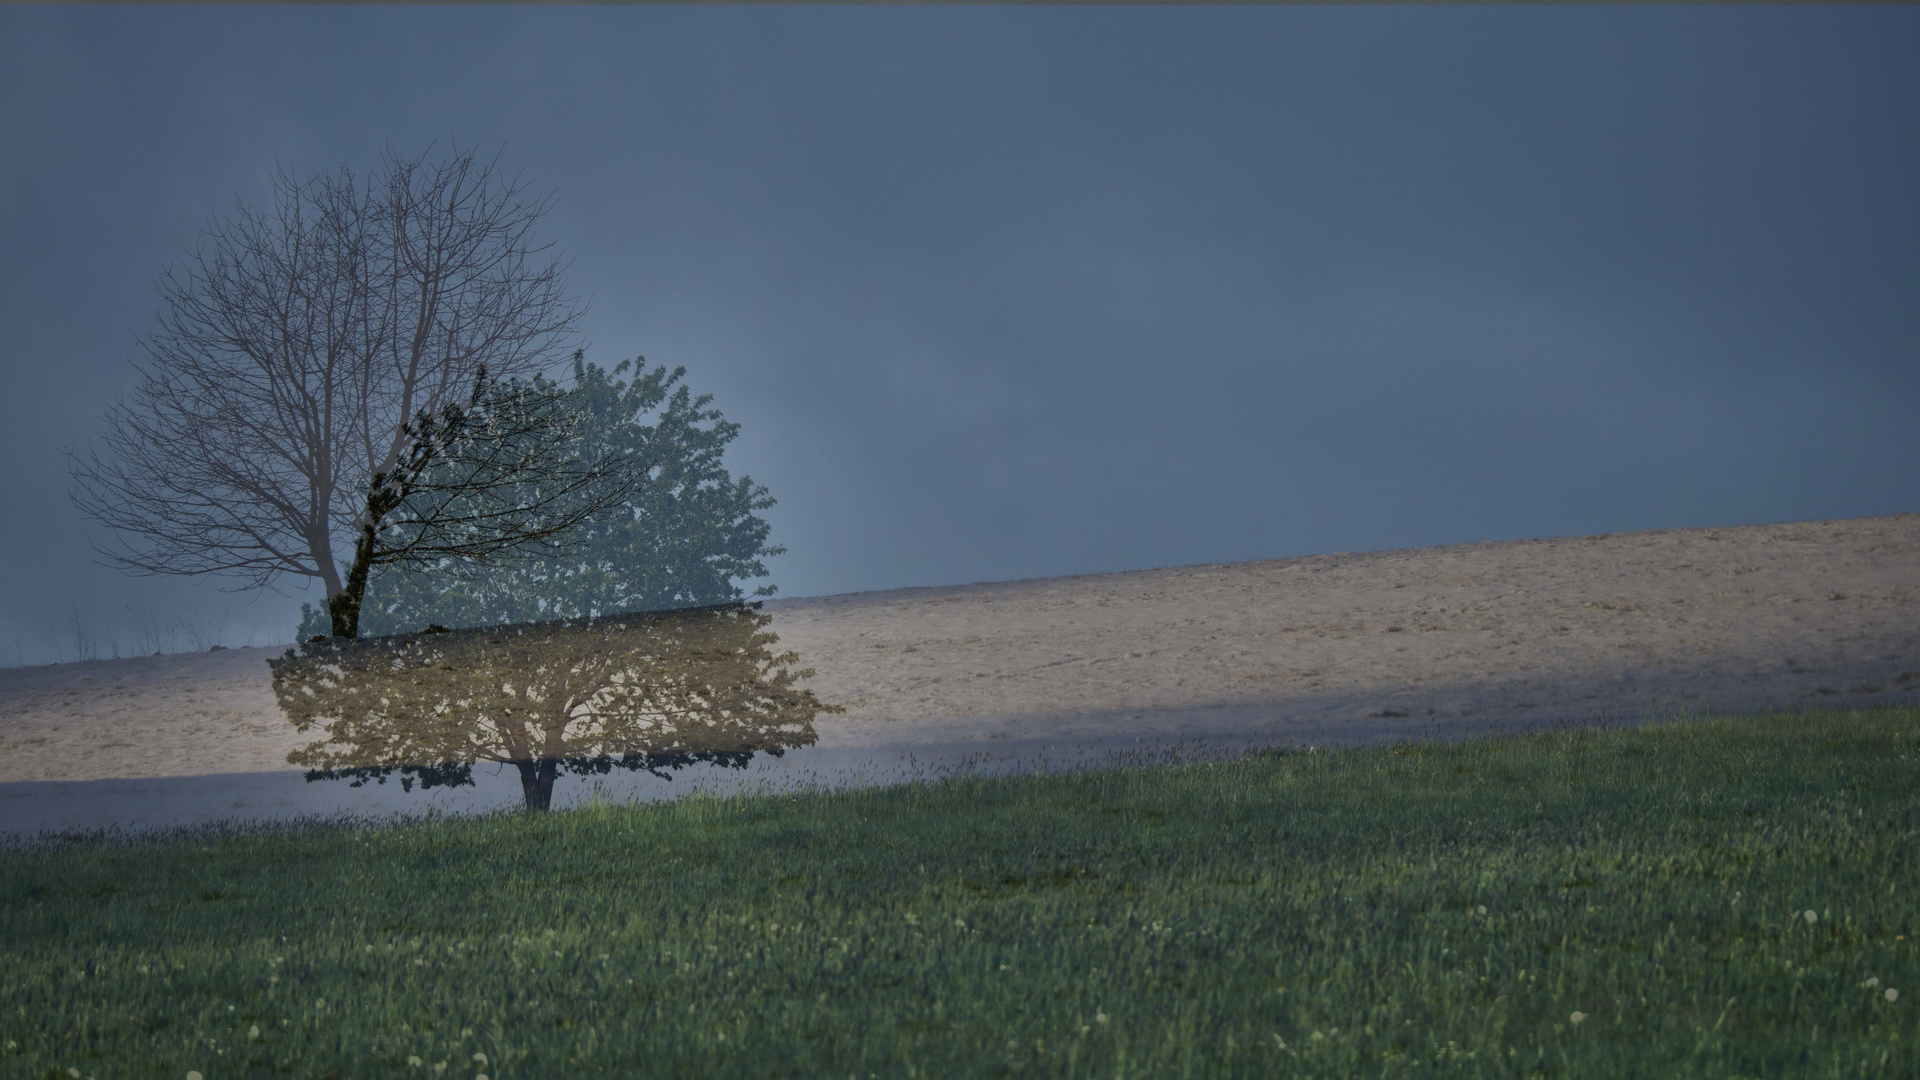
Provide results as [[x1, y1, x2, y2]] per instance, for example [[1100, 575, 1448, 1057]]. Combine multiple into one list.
[[68, 145, 584, 629], [370, 371, 641, 567]]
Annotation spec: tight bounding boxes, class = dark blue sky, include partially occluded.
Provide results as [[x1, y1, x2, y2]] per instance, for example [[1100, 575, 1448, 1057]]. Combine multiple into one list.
[[2, 7, 1916, 663]]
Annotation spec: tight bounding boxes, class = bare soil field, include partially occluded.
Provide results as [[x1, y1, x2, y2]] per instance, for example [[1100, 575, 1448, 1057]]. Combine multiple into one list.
[[2, 514, 1915, 785]]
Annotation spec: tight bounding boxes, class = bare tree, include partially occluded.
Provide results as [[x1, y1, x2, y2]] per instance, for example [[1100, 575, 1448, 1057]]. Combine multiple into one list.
[[69, 145, 592, 636]]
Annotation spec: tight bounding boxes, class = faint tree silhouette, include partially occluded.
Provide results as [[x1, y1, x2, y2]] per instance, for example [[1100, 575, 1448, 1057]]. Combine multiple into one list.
[[302, 352, 782, 640]]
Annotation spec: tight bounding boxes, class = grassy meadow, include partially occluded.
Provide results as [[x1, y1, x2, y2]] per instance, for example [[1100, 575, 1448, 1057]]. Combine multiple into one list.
[[3, 706, 1917, 1078]]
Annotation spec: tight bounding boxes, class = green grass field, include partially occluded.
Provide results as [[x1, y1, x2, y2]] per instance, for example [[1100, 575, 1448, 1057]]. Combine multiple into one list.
[[4, 706, 1917, 1079]]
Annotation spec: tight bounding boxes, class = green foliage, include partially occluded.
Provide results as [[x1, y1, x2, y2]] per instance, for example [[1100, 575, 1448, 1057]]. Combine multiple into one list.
[[5, 706, 1918, 1077], [297, 353, 780, 641]]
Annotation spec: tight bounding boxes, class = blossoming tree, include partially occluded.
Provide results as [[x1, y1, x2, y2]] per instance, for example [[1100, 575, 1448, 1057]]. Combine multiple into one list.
[[268, 602, 836, 811]]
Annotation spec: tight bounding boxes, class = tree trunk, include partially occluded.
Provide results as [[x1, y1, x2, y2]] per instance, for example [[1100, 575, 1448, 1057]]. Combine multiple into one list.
[[327, 523, 378, 638], [329, 477, 405, 638], [514, 758, 560, 811]]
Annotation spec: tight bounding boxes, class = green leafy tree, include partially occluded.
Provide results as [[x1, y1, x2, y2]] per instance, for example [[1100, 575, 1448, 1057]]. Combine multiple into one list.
[[296, 353, 780, 640]]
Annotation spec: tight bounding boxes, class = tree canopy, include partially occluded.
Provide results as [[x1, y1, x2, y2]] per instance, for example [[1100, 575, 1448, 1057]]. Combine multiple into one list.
[[271, 603, 833, 811], [298, 352, 781, 640]]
